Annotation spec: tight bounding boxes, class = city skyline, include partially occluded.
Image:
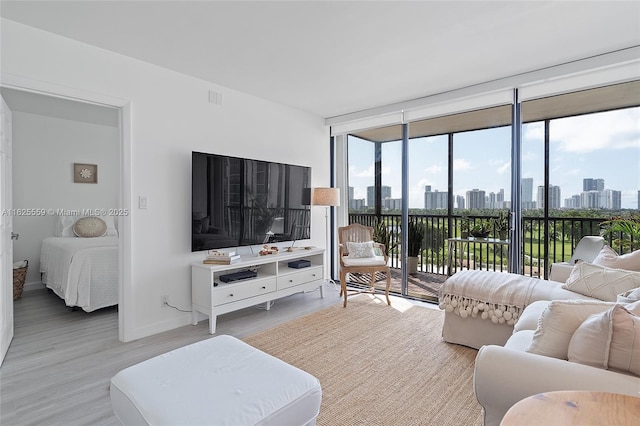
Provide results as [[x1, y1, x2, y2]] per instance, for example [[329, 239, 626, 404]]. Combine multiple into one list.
[[347, 107, 639, 210], [350, 175, 628, 211]]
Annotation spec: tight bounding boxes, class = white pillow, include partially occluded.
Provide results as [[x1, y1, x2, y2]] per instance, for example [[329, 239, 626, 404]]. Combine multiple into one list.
[[55, 215, 77, 237], [346, 241, 376, 258], [73, 216, 107, 238], [54, 214, 118, 237], [562, 262, 640, 302], [568, 301, 640, 376], [526, 299, 615, 359], [618, 287, 640, 304], [593, 245, 640, 271]]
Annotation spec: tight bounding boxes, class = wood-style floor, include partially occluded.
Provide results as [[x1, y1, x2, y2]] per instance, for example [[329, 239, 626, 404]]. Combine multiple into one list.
[[0, 285, 343, 425]]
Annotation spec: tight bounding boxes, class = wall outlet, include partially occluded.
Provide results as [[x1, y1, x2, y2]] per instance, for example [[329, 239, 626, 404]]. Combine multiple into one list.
[[161, 295, 169, 307]]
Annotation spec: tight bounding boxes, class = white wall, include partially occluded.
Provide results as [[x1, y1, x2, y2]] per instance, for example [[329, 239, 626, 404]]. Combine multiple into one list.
[[11, 111, 119, 285], [1, 19, 329, 340]]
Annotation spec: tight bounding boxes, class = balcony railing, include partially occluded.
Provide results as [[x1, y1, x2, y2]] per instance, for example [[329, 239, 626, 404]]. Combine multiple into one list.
[[348, 213, 635, 280]]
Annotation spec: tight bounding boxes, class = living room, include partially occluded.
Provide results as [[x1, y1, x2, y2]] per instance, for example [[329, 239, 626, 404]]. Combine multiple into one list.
[[1, 1, 639, 425]]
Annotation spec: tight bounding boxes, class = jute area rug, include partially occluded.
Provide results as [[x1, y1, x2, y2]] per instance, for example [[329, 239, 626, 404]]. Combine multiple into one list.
[[244, 295, 483, 426]]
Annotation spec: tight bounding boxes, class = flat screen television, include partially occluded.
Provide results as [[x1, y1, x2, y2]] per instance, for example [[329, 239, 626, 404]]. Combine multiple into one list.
[[192, 151, 312, 252]]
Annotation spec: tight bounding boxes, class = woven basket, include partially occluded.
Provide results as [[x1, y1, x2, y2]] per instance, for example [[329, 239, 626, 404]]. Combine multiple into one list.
[[13, 260, 28, 300]]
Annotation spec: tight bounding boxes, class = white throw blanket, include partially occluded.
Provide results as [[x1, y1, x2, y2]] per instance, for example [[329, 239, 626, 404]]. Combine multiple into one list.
[[438, 269, 541, 325]]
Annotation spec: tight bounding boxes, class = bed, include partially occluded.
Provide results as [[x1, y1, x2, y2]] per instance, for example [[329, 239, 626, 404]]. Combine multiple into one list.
[[40, 236, 119, 312]]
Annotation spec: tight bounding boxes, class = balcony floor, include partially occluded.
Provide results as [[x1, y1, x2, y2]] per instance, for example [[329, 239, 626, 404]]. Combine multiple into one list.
[[347, 268, 447, 302]]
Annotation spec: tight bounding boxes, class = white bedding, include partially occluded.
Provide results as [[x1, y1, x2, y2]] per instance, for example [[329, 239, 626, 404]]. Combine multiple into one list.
[[40, 236, 118, 312]]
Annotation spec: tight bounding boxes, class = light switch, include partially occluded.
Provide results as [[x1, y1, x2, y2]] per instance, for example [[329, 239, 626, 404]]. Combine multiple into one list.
[[139, 196, 148, 209]]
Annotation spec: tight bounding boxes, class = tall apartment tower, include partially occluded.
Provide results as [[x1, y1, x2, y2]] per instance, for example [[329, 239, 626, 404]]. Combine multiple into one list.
[[424, 186, 448, 209], [521, 178, 533, 203], [456, 195, 465, 209], [537, 185, 561, 209], [366, 185, 392, 207], [466, 189, 486, 209], [583, 178, 605, 191]]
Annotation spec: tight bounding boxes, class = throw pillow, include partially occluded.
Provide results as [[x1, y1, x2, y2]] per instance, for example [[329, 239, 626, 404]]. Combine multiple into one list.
[[346, 241, 376, 258], [618, 287, 640, 304], [562, 262, 640, 302], [593, 245, 640, 271], [568, 301, 640, 376], [73, 216, 107, 238], [55, 215, 77, 237], [526, 299, 615, 359]]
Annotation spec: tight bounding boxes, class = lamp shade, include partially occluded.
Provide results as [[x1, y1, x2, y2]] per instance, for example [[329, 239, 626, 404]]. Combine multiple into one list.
[[311, 187, 340, 207]]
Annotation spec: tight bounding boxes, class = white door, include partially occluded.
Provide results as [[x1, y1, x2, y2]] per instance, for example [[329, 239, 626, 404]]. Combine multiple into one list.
[[0, 95, 14, 365]]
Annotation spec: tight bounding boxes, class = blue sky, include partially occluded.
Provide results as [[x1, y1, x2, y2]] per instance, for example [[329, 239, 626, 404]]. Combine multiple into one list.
[[348, 107, 640, 209]]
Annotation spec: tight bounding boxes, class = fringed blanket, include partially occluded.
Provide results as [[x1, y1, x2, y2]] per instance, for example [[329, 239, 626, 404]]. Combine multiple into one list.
[[438, 270, 541, 325]]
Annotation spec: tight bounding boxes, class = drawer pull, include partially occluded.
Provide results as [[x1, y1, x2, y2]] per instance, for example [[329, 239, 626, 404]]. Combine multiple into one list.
[[261, 286, 266, 289], [289, 279, 293, 283], [229, 294, 234, 297]]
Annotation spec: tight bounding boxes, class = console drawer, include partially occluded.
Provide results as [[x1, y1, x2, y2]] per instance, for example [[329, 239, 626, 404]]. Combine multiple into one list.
[[212, 278, 277, 306], [278, 266, 323, 290]]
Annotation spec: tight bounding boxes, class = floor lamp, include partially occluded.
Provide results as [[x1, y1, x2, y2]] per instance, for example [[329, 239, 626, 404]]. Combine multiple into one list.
[[311, 187, 340, 288]]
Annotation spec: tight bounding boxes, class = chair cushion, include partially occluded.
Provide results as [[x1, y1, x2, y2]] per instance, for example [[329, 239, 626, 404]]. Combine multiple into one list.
[[346, 241, 376, 258], [342, 255, 386, 267], [562, 262, 640, 302]]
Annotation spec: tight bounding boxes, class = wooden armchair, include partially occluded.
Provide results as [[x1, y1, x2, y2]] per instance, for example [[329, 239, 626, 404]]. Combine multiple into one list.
[[338, 223, 391, 307]]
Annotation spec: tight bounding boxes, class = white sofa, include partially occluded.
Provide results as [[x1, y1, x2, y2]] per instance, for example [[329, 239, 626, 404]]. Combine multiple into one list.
[[474, 300, 640, 426], [439, 269, 599, 349]]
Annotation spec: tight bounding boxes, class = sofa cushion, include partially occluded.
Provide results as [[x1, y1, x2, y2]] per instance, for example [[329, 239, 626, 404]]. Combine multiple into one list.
[[593, 245, 640, 271], [568, 301, 640, 376], [618, 287, 640, 304], [526, 299, 615, 359], [562, 262, 640, 302], [514, 300, 549, 333]]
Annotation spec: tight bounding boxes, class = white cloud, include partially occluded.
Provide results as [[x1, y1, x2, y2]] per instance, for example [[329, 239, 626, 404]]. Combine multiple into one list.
[[552, 109, 640, 153], [453, 158, 472, 171], [424, 164, 444, 174], [497, 161, 511, 175], [354, 164, 374, 178], [524, 122, 544, 141]]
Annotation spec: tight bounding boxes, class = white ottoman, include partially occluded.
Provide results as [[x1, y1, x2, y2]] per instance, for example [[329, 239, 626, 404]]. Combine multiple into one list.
[[110, 335, 322, 425]]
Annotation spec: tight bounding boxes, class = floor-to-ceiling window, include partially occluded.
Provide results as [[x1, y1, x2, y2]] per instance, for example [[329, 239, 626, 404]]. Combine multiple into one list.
[[340, 80, 640, 302]]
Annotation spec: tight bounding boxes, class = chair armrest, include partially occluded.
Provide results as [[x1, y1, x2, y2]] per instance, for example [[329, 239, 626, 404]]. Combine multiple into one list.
[[549, 262, 574, 283], [474, 345, 640, 426]]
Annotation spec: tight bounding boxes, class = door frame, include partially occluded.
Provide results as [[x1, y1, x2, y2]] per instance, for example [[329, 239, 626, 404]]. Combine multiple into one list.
[[0, 76, 133, 342]]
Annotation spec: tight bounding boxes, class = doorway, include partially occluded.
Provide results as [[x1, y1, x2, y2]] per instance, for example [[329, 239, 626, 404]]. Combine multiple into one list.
[[0, 87, 127, 354]]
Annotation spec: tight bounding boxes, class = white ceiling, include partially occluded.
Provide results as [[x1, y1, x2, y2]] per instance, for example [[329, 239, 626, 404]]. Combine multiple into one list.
[[1, 1, 639, 119]]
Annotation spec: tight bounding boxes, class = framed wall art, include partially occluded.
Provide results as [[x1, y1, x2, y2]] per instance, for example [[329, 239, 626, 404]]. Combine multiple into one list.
[[73, 163, 98, 184]]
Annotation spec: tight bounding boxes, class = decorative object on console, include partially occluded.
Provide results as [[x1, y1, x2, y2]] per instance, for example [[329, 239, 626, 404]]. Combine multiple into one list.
[[203, 250, 240, 264], [259, 245, 279, 256], [73, 163, 97, 183]]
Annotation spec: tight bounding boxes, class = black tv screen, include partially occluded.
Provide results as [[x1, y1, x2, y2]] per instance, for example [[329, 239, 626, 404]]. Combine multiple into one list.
[[192, 151, 311, 252]]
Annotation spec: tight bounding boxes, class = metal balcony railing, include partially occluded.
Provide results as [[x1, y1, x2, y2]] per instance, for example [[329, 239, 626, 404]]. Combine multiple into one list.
[[348, 213, 635, 280]]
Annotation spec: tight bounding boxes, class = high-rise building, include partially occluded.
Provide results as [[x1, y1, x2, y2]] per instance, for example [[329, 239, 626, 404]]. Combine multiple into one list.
[[583, 178, 604, 191], [383, 198, 402, 211], [600, 189, 622, 210], [424, 186, 448, 209], [366, 185, 391, 207], [466, 189, 486, 209], [537, 185, 561, 209], [580, 190, 600, 209], [456, 195, 465, 209], [564, 195, 582, 209], [521, 178, 533, 203]]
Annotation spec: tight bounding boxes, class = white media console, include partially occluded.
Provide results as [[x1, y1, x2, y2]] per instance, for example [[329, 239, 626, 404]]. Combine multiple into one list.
[[191, 248, 325, 334]]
